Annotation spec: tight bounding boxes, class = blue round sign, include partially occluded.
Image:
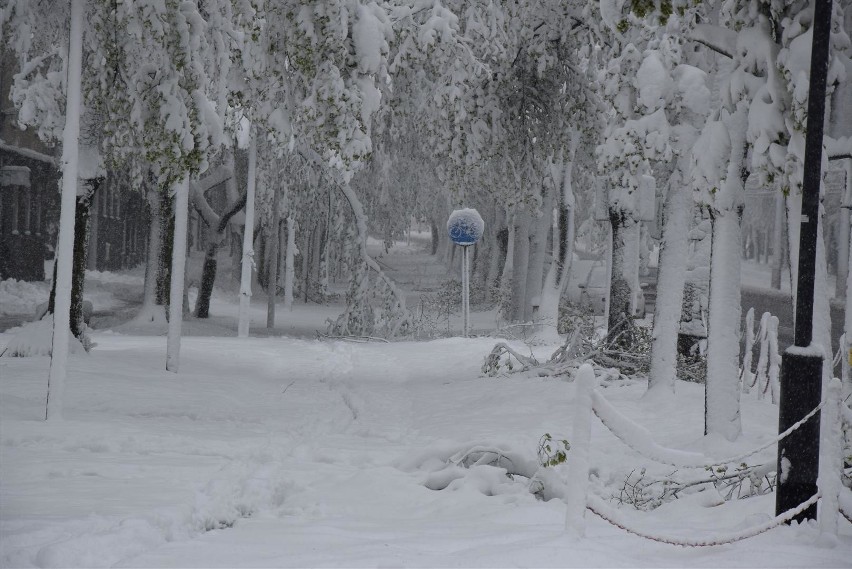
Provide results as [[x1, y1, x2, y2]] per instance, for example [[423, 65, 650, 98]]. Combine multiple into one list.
[[447, 208, 484, 246]]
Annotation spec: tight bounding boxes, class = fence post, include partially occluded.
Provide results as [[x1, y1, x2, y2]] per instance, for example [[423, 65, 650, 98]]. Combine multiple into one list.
[[819, 377, 842, 537], [566, 363, 596, 536]]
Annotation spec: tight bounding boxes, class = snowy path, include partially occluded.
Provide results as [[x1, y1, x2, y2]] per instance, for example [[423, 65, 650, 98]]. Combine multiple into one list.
[[1, 242, 850, 567], [2, 332, 850, 567]]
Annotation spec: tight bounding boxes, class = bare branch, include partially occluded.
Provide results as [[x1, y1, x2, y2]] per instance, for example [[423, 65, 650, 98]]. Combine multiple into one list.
[[689, 24, 736, 60]]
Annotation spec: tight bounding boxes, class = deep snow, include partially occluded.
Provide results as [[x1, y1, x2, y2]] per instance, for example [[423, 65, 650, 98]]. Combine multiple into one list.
[[1, 241, 850, 568]]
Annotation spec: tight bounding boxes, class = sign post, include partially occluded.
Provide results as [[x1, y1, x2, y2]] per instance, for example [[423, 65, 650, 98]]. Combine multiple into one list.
[[447, 209, 484, 338]]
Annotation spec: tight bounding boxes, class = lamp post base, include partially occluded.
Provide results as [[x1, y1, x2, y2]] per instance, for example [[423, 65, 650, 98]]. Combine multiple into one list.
[[775, 350, 822, 523]]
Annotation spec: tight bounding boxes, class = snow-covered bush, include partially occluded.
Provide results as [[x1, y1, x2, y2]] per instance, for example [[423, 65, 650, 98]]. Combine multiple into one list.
[[411, 279, 486, 339], [1, 316, 87, 357], [557, 298, 593, 334], [614, 462, 775, 511], [537, 433, 570, 468]]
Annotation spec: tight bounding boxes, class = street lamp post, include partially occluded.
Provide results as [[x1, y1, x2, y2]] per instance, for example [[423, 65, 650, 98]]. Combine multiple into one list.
[[447, 209, 484, 338], [775, 0, 833, 523]]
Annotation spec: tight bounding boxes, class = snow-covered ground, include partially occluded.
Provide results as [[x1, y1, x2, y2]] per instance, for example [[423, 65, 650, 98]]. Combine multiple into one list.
[[0, 270, 143, 320], [1, 243, 850, 567]]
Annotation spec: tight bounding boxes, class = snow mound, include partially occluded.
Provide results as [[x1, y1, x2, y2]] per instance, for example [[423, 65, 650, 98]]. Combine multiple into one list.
[[1, 316, 85, 357], [84, 270, 144, 286], [112, 305, 168, 335], [0, 278, 49, 316]]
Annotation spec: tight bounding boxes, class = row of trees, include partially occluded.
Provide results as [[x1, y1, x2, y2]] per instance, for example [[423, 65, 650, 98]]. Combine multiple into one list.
[[2, 1, 851, 439]]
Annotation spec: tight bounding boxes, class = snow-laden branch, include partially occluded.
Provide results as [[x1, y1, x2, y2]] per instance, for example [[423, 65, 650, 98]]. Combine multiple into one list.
[[189, 165, 232, 228], [689, 24, 736, 59], [297, 146, 411, 334]]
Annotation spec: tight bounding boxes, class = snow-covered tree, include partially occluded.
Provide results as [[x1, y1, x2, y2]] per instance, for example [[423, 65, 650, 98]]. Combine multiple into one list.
[[4, 1, 236, 373], [383, 0, 593, 328], [590, 3, 713, 396], [691, 0, 850, 439]]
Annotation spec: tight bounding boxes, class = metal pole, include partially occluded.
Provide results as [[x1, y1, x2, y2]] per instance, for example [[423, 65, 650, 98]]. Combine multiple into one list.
[[776, 0, 832, 523], [462, 245, 470, 337]]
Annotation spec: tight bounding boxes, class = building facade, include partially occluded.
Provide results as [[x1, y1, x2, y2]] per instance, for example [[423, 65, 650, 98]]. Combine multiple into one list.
[[1, 49, 148, 281]]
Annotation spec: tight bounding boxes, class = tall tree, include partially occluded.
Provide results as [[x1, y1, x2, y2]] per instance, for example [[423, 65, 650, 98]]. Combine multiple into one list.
[[691, 0, 849, 439]]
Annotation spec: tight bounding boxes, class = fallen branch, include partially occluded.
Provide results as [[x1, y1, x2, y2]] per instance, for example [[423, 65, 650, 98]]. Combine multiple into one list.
[[316, 331, 390, 343]]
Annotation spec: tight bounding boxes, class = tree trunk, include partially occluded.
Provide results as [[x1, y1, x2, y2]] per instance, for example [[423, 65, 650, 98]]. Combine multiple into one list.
[[156, 190, 174, 308], [510, 210, 531, 322], [704, 103, 749, 442], [284, 216, 296, 311], [843, 160, 852, 402], [194, 192, 247, 317], [647, 170, 690, 397], [606, 209, 637, 349], [836, 196, 849, 300], [705, 209, 743, 439], [46, 0, 84, 422], [431, 219, 439, 255], [87, 190, 99, 271], [485, 206, 504, 293], [539, 202, 574, 335], [500, 211, 515, 320], [166, 176, 190, 372], [192, 161, 246, 318], [237, 133, 257, 338], [70, 190, 93, 340], [267, 185, 281, 329], [771, 190, 787, 290], [540, 154, 577, 335], [195, 243, 218, 318], [141, 187, 162, 313], [47, 184, 97, 341], [310, 222, 322, 297], [525, 190, 553, 323], [302, 228, 310, 303]]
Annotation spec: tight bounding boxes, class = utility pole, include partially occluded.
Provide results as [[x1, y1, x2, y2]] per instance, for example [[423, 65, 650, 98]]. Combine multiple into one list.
[[775, 0, 833, 523]]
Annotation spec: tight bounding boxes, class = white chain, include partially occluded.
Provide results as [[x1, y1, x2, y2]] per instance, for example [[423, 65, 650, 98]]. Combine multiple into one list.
[[586, 492, 820, 547], [592, 391, 825, 469]]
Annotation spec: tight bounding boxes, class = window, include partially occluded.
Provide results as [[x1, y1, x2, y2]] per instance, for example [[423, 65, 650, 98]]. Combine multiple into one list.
[[1, 166, 30, 235], [22, 190, 31, 234], [9, 187, 19, 234], [33, 190, 41, 235]]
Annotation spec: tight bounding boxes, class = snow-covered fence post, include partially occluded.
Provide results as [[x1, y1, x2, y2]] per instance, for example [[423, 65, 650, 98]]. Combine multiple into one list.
[[238, 129, 257, 338], [166, 175, 190, 373], [565, 363, 596, 537], [818, 377, 843, 537], [46, 0, 85, 420], [447, 209, 484, 338]]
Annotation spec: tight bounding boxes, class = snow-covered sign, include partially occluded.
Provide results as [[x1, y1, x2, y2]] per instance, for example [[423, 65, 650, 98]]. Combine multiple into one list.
[[446, 208, 484, 246]]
